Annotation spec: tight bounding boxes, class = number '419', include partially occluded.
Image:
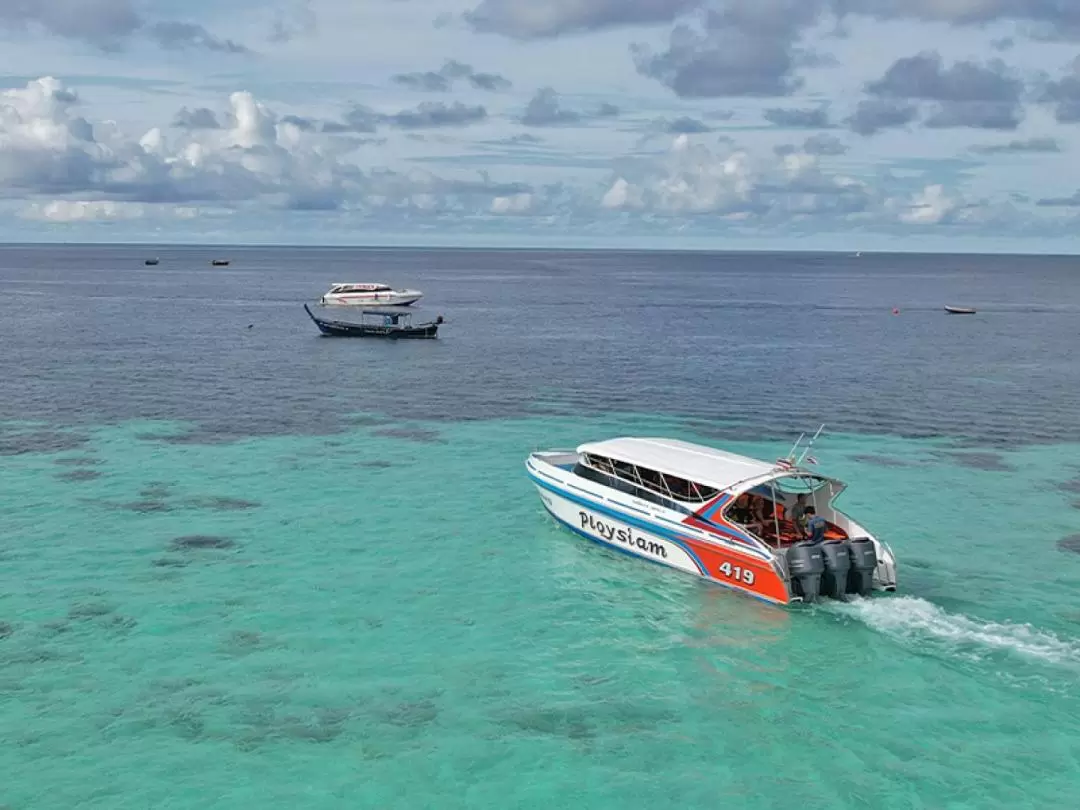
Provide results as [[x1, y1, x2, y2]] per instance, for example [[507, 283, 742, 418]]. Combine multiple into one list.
[[718, 561, 755, 585]]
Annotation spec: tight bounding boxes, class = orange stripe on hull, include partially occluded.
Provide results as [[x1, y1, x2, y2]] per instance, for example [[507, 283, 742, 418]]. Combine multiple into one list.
[[681, 537, 792, 604]]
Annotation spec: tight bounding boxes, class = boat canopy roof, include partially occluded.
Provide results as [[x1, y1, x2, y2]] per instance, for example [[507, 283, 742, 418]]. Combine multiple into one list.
[[329, 282, 392, 291], [576, 436, 835, 494]]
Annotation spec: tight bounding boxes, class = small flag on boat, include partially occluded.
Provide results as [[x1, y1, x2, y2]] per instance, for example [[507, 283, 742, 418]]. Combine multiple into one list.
[[775, 458, 793, 470]]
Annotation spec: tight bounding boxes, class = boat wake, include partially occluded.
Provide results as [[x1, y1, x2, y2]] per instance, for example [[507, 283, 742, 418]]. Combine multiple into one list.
[[829, 596, 1080, 671]]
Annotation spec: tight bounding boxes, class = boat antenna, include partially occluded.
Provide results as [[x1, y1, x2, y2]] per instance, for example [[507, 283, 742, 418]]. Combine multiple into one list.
[[784, 432, 805, 464], [796, 424, 826, 466]]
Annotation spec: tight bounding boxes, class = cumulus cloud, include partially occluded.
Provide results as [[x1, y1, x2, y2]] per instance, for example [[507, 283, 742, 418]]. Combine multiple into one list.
[[802, 133, 847, 155], [659, 116, 713, 133], [385, 102, 488, 129], [491, 192, 534, 214], [521, 88, 582, 126], [20, 199, 200, 222], [1036, 191, 1080, 207], [0, 0, 247, 52], [1039, 57, 1080, 123], [463, 0, 1080, 43], [632, 2, 825, 98], [763, 106, 833, 128], [393, 60, 511, 93], [847, 98, 918, 135], [897, 184, 958, 225], [0, 77, 547, 220], [464, 0, 699, 39], [269, 0, 316, 43], [851, 51, 1023, 133], [172, 107, 224, 130], [600, 133, 871, 219], [970, 137, 1061, 154], [145, 21, 247, 53]]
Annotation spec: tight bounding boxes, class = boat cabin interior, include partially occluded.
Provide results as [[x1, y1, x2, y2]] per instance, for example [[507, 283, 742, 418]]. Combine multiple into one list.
[[574, 452, 850, 547]]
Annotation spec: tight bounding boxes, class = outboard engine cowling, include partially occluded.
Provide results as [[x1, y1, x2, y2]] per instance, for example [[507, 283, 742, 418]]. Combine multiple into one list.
[[786, 543, 824, 603], [846, 537, 878, 597], [820, 541, 851, 600]]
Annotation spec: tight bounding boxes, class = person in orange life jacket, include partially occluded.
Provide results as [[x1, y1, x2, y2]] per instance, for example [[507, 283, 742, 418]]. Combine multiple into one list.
[[804, 506, 827, 545]]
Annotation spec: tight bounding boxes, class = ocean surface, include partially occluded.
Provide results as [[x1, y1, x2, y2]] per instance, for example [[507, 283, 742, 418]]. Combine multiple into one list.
[[1, 244, 1079, 809]]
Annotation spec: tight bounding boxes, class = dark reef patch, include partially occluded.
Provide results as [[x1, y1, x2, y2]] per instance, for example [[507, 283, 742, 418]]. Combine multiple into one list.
[[1058, 535, 1080, 554], [68, 601, 116, 620], [358, 460, 394, 469], [851, 454, 917, 468], [503, 706, 595, 741], [0, 430, 89, 456], [0, 621, 13, 639], [169, 535, 236, 551], [185, 496, 260, 511], [937, 451, 1014, 472], [151, 557, 189, 568], [371, 427, 444, 444], [96, 490, 260, 514], [381, 699, 439, 728], [54, 456, 101, 467], [347, 415, 391, 427], [140, 482, 173, 499], [1059, 478, 1080, 495], [220, 630, 268, 657], [115, 499, 171, 513], [56, 469, 103, 482]]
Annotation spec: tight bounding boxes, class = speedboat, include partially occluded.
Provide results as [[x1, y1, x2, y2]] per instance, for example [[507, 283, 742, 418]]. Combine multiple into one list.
[[320, 283, 423, 307], [525, 436, 898, 606], [944, 305, 976, 315]]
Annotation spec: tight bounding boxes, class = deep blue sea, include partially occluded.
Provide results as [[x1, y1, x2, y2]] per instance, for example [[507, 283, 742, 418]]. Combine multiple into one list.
[[1, 244, 1079, 809]]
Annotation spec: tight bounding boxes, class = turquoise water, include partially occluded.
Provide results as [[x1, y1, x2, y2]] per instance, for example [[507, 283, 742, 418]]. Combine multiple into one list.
[[3, 412, 1079, 809]]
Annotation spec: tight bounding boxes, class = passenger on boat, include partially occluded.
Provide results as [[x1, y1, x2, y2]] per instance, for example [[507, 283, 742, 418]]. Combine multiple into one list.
[[804, 507, 827, 545], [746, 495, 770, 538], [788, 493, 809, 539], [729, 494, 752, 525]]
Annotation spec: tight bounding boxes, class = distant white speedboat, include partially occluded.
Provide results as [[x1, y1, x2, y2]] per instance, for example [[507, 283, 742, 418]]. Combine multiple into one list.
[[320, 282, 423, 307]]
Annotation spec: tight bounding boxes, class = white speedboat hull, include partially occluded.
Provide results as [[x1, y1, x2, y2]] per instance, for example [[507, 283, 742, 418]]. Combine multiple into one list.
[[526, 441, 898, 607], [322, 290, 423, 307]]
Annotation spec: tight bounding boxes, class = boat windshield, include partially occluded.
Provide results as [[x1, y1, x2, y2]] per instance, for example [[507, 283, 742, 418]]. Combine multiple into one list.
[[727, 472, 850, 548], [764, 472, 836, 495]]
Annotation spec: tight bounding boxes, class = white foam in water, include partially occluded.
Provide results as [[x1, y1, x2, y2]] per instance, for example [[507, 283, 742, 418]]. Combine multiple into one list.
[[832, 596, 1080, 669]]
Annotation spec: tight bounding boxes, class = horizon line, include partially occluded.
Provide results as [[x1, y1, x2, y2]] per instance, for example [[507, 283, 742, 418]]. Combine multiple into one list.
[[1, 240, 1078, 258]]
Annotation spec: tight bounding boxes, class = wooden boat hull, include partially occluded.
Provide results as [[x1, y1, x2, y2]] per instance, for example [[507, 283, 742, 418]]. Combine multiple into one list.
[[303, 304, 439, 339]]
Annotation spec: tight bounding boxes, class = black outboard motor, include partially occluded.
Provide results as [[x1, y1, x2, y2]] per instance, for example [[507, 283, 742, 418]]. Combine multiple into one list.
[[786, 543, 824, 603], [846, 537, 878, 597], [820, 541, 852, 600]]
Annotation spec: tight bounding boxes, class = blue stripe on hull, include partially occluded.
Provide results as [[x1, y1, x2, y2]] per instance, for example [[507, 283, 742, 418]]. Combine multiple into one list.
[[527, 469, 772, 564]]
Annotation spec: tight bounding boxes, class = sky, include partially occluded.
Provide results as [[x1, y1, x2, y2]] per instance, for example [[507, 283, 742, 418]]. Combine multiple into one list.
[[2, 1, 1080, 251]]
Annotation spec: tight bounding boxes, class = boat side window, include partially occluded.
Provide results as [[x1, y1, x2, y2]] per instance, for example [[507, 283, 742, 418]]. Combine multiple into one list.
[[577, 457, 677, 511], [581, 454, 719, 505]]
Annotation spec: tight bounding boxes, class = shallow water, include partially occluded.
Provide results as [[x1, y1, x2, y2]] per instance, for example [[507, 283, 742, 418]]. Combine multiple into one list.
[[1, 246, 1079, 809]]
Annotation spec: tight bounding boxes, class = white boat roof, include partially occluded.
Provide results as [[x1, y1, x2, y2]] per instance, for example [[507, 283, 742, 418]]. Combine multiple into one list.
[[329, 282, 391, 289], [577, 436, 805, 492]]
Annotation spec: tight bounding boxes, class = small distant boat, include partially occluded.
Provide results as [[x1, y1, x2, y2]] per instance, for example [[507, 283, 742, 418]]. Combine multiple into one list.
[[944, 306, 976, 315], [211, 259, 230, 267], [320, 282, 423, 307], [303, 304, 442, 339], [144, 258, 160, 266]]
